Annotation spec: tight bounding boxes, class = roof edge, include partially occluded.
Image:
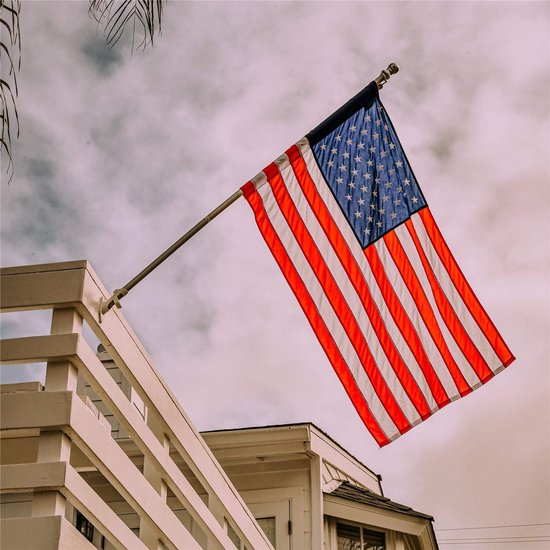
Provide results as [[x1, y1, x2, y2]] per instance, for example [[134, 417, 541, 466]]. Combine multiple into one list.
[[201, 422, 380, 481]]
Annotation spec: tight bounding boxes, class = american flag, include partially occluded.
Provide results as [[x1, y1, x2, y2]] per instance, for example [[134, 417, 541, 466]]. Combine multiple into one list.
[[242, 81, 514, 446]]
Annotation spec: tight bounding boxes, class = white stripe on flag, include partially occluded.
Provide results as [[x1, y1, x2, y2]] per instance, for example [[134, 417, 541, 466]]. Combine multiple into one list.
[[279, 159, 423, 426], [256, 165, 402, 440], [394, 222, 483, 391], [373, 235, 462, 400], [411, 214, 504, 374], [300, 144, 443, 411]]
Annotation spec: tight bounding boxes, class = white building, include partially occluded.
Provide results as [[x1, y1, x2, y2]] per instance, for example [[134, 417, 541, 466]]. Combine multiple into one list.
[[203, 422, 438, 550], [0, 261, 438, 550]]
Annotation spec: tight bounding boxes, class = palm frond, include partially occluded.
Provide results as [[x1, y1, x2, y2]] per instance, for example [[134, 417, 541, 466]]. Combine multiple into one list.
[[0, 0, 21, 183], [89, 0, 164, 50], [0, 1, 165, 183]]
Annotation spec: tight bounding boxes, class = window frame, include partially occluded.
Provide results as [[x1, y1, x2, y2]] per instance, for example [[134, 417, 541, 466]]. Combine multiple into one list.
[[325, 515, 388, 550], [336, 519, 386, 549]]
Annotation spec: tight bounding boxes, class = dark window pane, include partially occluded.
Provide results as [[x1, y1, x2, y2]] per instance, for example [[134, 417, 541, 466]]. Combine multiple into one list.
[[337, 522, 361, 550], [363, 527, 385, 550], [76, 511, 94, 542]]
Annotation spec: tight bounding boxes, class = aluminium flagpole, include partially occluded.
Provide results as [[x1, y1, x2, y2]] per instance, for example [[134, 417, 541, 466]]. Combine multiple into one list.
[[100, 63, 399, 317]]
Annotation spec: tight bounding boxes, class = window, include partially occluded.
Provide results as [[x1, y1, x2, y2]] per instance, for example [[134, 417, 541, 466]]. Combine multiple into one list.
[[337, 522, 360, 550], [363, 528, 385, 550], [257, 516, 276, 547], [226, 515, 278, 549], [247, 495, 292, 550], [337, 521, 385, 550], [76, 511, 94, 542]]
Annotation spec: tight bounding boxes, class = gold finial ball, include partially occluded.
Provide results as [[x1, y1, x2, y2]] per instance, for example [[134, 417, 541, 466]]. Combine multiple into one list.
[[376, 63, 400, 89], [387, 63, 399, 75]]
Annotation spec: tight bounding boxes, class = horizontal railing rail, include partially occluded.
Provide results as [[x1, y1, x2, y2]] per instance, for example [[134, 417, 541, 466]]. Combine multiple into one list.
[[0, 461, 148, 550]]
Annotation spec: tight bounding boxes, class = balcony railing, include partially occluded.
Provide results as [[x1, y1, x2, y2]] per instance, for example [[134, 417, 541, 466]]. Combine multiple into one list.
[[0, 260, 273, 550]]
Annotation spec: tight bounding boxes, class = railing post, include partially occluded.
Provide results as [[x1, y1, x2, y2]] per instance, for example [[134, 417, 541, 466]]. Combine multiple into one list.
[[45, 308, 82, 392], [31, 431, 72, 517], [140, 416, 170, 549], [32, 308, 83, 518]]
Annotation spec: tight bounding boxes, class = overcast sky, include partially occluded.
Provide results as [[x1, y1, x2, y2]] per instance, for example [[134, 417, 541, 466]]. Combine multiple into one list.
[[1, 1, 549, 548]]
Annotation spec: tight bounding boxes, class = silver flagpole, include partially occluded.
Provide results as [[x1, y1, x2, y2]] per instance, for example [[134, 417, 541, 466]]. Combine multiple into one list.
[[100, 63, 399, 317]]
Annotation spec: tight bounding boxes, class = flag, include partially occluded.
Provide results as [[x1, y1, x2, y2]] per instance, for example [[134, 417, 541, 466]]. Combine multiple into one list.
[[241, 81, 514, 446]]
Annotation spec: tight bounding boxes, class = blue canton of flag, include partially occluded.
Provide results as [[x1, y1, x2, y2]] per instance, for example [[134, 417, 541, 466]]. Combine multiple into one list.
[[312, 101, 426, 248]]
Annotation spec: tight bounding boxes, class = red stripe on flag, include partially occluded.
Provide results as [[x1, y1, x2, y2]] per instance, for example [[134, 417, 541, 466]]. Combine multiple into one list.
[[263, 162, 412, 434], [418, 209, 515, 368], [363, 245, 451, 408], [241, 180, 391, 446], [287, 146, 433, 419], [382, 229, 472, 397], [405, 219, 494, 383]]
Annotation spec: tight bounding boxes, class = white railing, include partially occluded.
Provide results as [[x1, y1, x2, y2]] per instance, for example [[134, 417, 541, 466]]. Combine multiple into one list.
[[0, 260, 273, 550]]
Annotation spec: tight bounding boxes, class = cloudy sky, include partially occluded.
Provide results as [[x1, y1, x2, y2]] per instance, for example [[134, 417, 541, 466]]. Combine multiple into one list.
[[1, 1, 549, 548]]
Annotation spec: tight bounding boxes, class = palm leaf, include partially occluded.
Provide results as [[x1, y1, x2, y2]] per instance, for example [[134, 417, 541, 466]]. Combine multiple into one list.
[[0, 0, 21, 183], [89, 0, 164, 50], [0, 0, 164, 183]]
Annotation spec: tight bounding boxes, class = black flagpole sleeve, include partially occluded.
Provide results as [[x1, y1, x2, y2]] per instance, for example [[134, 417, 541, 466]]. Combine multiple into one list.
[[306, 81, 379, 146]]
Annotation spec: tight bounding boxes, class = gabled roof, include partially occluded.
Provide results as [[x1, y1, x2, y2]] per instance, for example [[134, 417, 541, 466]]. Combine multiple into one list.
[[326, 481, 433, 521]]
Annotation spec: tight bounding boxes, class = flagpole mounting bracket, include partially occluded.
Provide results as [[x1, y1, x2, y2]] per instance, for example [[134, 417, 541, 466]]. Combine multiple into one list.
[[99, 288, 129, 321]]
